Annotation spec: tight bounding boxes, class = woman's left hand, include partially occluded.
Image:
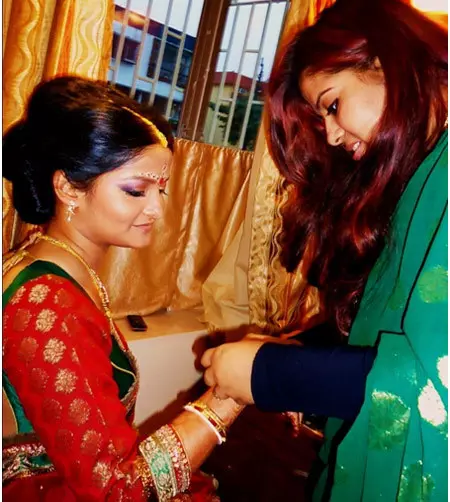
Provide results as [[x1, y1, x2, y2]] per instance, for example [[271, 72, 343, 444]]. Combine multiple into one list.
[[201, 340, 266, 404]]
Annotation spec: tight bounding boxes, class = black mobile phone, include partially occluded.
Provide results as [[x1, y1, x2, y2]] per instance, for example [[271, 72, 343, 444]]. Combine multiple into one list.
[[126, 315, 148, 332]]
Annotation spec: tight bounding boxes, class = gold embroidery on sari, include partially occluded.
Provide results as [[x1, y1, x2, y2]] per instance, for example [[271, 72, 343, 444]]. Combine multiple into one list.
[[55, 369, 78, 394], [13, 309, 32, 331], [17, 337, 38, 363], [368, 390, 410, 450], [28, 284, 50, 304], [68, 398, 90, 426], [53, 288, 75, 308], [35, 309, 57, 333], [71, 348, 80, 363], [10, 285, 26, 305], [2, 441, 54, 485], [417, 265, 448, 304], [92, 460, 113, 489], [43, 338, 66, 364], [30, 368, 49, 393], [81, 430, 103, 456], [397, 461, 435, 502]]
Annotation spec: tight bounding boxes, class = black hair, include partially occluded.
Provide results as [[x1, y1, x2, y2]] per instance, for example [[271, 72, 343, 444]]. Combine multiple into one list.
[[3, 75, 174, 224]]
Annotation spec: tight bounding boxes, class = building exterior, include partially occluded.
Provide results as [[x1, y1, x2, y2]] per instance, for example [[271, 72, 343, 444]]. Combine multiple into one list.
[[109, 5, 197, 132], [204, 71, 265, 149]]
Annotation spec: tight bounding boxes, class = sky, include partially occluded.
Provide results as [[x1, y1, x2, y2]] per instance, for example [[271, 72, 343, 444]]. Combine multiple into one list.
[[115, 0, 288, 80]]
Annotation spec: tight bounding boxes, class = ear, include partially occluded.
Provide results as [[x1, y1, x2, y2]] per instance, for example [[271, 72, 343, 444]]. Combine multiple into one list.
[[373, 57, 382, 71], [53, 170, 84, 208]]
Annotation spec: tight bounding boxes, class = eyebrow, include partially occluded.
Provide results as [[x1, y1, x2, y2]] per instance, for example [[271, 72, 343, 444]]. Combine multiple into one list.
[[124, 174, 169, 182], [315, 87, 333, 110]]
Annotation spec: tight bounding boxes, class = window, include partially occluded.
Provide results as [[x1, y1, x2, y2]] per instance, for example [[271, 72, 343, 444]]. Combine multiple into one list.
[[112, 33, 139, 64], [203, 0, 289, 151], [109, 0, 289, 151], [108, 0, 204, 130]]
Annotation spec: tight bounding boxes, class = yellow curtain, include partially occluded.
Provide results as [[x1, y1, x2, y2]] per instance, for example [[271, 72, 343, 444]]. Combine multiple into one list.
[[104, 139, 254, 318], [202, 0, 334, 333], [2, 0, 113, 253]]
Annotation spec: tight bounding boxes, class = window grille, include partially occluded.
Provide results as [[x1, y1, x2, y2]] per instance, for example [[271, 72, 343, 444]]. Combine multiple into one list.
[[204, 0, 289, 151], [109, 0, 204, 133]]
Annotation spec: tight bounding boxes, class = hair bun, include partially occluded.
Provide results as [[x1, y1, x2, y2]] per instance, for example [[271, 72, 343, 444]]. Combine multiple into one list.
[[3, 119, 55, 224], [3, 120, 30, 183]]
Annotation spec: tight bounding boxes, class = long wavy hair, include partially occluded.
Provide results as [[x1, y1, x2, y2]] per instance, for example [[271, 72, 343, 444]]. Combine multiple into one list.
[[266, 0, 447, 334]]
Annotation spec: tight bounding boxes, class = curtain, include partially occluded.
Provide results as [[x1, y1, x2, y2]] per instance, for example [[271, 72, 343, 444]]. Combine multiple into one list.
[[202, 0, 334, 333], [2, 0, 113, 253]]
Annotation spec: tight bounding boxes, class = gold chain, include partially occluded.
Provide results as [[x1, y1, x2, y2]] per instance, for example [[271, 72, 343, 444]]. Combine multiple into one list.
[[36, 232, 117, 335]]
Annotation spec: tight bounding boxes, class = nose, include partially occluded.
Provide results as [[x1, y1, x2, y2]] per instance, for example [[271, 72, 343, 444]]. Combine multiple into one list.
[[325, 117, 344, 147], [143, 191, 164, 220]]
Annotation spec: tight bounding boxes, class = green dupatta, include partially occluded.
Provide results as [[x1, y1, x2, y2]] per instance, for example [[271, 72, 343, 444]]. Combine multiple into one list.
[[315, 131, 448, 501]]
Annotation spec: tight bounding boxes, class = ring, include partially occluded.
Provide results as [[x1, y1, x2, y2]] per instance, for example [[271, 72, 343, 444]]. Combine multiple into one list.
[[212, 386, 226, 401]]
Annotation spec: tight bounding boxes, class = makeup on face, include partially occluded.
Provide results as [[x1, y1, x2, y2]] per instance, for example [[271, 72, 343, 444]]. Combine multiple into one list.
[[118, 171, 169, 197]]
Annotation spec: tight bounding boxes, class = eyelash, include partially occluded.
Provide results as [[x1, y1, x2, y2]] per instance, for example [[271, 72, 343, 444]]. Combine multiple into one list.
[[123, 188, 168, 197], [327, 99, 339, 116], [124, 189, 145, 198]]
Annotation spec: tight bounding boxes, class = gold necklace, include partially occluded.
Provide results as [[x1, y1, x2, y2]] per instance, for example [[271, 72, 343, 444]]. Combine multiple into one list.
[[36, 232, 118, 340]]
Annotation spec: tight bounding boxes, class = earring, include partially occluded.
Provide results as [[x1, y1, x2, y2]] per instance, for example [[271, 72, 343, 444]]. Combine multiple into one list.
[[66, 201, 76, 223]]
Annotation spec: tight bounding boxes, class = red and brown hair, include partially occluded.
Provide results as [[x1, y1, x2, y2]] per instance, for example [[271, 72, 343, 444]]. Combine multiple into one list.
[[266, 0, 447, 334]]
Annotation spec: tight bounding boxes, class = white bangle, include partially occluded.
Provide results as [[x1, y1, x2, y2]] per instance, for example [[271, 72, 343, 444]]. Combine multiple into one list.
[[184, 405, 224, 445]]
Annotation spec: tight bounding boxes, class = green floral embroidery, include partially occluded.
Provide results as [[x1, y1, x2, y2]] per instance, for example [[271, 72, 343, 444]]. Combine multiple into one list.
[[417, 266, 448, 303], [397, 461, 435, 502], [368, 391, 410, 450]]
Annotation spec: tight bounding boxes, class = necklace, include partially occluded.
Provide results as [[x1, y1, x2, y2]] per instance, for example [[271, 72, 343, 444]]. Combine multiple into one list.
[[35, 232, 118, 340]]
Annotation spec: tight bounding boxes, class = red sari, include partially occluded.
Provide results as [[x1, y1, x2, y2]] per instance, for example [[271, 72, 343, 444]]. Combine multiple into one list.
[[3, 260, 217, 501]]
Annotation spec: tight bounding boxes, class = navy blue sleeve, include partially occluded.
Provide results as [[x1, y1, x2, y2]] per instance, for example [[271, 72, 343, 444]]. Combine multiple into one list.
[[251, 342, 377, 421]]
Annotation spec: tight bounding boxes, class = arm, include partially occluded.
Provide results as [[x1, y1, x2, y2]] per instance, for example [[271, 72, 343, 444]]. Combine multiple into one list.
[[251, 343, 377, 420], [3, 275, 242, 501], [202, 333, 376, 420]]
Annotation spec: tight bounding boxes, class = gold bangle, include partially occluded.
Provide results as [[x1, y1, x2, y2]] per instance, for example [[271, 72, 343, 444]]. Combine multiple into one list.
[[135, 455, 154, 498], [186, 401, 227, 443], [155, 425, 191, 493], [139, 432, 177, 500]]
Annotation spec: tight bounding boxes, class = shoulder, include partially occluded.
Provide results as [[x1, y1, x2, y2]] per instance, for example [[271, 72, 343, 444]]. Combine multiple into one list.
[[3, 273, 111, 351]]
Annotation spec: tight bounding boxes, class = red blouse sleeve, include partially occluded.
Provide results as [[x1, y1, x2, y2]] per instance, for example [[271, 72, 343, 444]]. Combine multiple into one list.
[[3, 274, 150, 501]]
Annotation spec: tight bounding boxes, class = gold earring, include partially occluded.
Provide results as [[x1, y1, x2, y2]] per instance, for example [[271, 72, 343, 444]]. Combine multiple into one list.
[[66, 201, 76, 223]]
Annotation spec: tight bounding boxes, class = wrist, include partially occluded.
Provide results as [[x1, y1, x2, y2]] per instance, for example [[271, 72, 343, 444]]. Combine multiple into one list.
[[200, 389, 245, 427]]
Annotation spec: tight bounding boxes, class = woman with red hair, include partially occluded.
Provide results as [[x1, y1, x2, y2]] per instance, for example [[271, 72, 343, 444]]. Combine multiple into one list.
[[202, 0, 448, 500]]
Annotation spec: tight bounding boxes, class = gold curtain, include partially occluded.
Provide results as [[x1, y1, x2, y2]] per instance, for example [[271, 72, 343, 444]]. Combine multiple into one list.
[[202, 0, 334, 333], [2, 0, 113, 253], [105, 139, 254, 317]]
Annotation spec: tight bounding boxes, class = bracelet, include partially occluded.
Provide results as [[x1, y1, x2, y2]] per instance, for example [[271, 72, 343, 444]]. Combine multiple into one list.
[[155, 425, 191, 493], [135, 455, 154, 498], [184, 401, 227, 444], [184, 405, 224, 444], [190, 401, 228, 437]]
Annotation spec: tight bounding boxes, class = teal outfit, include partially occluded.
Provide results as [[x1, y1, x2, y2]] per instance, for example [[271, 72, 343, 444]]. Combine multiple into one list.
[[315, 131, 448, 501]]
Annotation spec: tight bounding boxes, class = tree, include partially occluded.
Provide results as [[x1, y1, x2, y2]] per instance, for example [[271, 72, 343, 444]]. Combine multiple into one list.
[[210, 59, 265, 151]]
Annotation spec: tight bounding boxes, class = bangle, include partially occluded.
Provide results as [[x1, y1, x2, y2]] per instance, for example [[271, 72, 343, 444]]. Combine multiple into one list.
[[184, 401, 227, 444], [190, 401, 228, 437], [135, 455, 154, 498], [155, 425, 191, 493], [184, 405, 224, 444]]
